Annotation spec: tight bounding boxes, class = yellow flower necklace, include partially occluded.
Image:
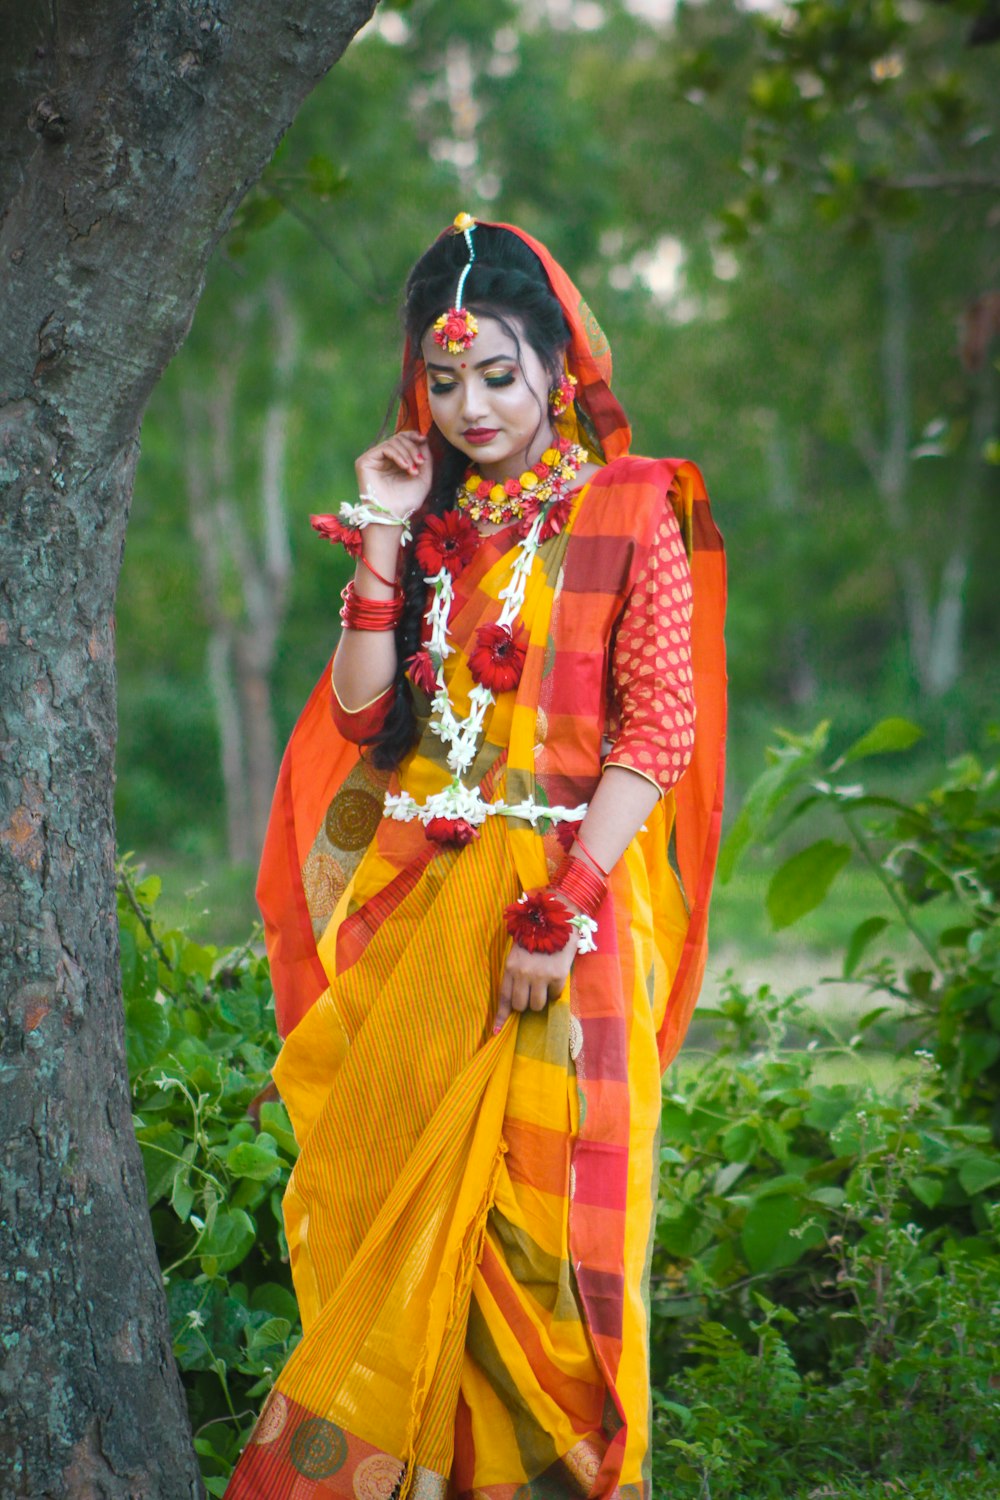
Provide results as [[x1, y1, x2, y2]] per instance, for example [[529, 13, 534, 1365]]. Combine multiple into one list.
[[456, 438, 587, 526]]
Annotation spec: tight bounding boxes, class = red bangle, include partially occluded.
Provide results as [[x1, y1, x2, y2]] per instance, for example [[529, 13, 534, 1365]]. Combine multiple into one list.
[[339, 580, 404, 631], [572, 831, 610, 879], [551, 855, 606, 922], [358, 553, 398, 590]]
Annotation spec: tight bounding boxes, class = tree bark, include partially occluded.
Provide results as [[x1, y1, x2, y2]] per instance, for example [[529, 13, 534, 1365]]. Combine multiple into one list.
[[0, 2, 376, 1494]]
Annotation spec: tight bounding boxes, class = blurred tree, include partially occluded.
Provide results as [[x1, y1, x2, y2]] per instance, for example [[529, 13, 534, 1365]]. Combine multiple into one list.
[[181, 281, 297, 864], [119, 0, 1000, 868], [700, 0, 1000, 696], [0, 1, 375, 1492]]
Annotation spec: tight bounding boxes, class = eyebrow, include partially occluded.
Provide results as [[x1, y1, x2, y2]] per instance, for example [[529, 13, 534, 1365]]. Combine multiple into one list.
[[424, 353, 517, 372]]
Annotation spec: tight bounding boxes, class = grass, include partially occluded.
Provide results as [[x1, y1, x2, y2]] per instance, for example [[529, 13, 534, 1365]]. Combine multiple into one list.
[[719, 1473, 1000, 1499], [121, 849, 261, 946], [134, 847, 903, 955]]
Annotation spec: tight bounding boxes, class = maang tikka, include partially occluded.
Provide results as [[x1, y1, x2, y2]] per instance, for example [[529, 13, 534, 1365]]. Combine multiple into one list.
[[432, 212, 480, 355]]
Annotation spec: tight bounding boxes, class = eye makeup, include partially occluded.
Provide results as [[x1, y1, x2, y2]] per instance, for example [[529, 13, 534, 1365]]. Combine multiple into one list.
[[428, 370, 517, 396]]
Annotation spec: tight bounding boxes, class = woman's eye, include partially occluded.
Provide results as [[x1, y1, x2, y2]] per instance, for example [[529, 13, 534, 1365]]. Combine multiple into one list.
[[429, 381, 457, 396], [485, 373, 515, 388]]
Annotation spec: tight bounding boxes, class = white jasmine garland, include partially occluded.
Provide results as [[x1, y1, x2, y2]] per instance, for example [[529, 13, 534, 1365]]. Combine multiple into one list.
[[569, 913, 599, 955], [340, 493, 417, 544], [393, 500, 586, 831], [384, 781, 589, 831]]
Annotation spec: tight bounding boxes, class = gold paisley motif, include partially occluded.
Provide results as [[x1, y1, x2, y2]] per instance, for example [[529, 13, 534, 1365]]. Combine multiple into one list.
[[564, 1438, 603, 1492], [302, 849, 347, 927], [251, 1390, 288, 1445], [352, 1453, 405, 1500], [325, 786, 383, 852], [578, 297, 610, 359]]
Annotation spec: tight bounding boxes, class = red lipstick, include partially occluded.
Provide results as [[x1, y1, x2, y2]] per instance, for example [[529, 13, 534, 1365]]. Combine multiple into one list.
[[463, 428, 499, 445]]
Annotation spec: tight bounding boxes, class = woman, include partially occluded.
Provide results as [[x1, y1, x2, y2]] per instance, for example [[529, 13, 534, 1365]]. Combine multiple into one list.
[[227, 216, 726, 1500]]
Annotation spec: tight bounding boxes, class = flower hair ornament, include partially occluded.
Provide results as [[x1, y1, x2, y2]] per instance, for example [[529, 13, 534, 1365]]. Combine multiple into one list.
[[548, 370, 577, 417], [432, 212, 480, 355]]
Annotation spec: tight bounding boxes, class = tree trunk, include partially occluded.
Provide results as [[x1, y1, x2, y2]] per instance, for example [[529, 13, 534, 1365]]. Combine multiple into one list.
[[0, 2, 376, 1494], [841, 231, 991, 699], [180, 281, 296, 864]]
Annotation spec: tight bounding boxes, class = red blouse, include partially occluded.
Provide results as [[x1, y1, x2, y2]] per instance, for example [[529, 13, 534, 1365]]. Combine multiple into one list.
[[331, 505, 695, 797]]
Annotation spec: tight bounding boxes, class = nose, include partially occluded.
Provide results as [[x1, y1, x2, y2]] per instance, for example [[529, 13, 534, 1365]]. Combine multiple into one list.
[[459, 379, 487, 425]]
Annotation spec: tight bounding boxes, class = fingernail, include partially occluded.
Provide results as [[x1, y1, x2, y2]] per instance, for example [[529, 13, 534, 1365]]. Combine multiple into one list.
[[492, 1023, 503, 1035]]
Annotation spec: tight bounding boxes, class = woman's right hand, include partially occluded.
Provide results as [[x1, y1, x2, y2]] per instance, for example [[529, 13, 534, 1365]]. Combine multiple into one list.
[[355, 430, 433, 519]]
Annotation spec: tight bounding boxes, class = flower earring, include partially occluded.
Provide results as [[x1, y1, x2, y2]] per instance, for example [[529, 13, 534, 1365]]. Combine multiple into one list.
[[548, 372, 577, 417]]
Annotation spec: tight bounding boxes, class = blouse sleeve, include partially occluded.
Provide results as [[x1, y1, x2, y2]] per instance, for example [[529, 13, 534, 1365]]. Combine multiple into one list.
[[603, 502, 695, 796], [330, 674, 393, 744]]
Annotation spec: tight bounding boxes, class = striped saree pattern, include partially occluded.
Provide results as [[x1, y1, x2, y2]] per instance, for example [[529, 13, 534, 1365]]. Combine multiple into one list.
[[234, 456, 725, 1500]]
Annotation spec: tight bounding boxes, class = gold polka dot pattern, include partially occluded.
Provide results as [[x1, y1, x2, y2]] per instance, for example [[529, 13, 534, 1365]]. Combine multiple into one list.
[[606, 504, 695, 792]]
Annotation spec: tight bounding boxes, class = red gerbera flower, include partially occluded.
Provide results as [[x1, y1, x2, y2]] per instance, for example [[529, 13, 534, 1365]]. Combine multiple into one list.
[[425, 816, 479, 847], [468, 622, 527, 693], [503, 889, 573, 954], [537, 494, 574, 543], [406, 649, 439, 696], [310, 513, 363, 557], [555, 820, 577, 854], [513, 493, 543, 538], [415, 510, 480, 579]]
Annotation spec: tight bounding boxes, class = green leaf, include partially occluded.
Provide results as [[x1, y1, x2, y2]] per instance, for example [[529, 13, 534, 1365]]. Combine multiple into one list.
[[226, 1138, 282, 1182], [957, 1152, 1000, 1196], [219, 987, 264, 1037], [135, 874, 162, 907], [199, 1208, 256, 1275], [260, 1100, 298, 1158], [125, 997, 171, 1075], [720, 1121, 757, 1162], [250, 1282, 300, 1323], [170, 1142, 197, 1222], [843, 916, 891, 977], [139, 1128, 186, 1205], [766, 841, 852, 929], [843, 718, 924, 763], [758, 1120, 789, 1161], [718, 744, 823, 883], [741, 1194, 820, 1272], [907, 1174, 943, 1208]]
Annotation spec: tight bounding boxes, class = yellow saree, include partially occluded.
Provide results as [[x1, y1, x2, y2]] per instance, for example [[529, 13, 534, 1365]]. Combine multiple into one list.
[[227, 221, 726, 1500]]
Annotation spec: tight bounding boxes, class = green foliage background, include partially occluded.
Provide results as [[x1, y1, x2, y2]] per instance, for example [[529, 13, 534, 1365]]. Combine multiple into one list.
[[114, 3, 1000, 1490], [121, 726, 1000, 1495], [117, 0, 1000, 884]]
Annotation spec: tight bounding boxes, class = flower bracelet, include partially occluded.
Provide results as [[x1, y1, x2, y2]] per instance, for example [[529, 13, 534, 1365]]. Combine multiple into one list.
[[502, 854, 607, 958]]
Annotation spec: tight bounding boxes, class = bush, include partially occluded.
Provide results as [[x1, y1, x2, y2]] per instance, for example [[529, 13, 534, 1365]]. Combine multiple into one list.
[[653, 977, 1000, 1496], [119, 858, 298, 1495], [120, 723, 1000, 1493]]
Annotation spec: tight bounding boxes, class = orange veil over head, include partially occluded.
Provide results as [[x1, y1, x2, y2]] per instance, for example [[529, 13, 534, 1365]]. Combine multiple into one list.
[[256, 216, 726, 1068]]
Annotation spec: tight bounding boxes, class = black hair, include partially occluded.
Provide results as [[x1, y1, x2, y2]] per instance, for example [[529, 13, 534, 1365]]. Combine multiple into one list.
[[364, 225, 572, 771]]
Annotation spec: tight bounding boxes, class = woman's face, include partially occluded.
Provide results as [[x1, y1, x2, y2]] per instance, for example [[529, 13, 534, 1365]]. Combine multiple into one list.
[[420, 313, 557, 480]]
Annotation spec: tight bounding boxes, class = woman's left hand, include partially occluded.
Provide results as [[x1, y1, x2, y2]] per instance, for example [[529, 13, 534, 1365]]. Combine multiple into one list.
[[494, 934, 579, 1032]]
